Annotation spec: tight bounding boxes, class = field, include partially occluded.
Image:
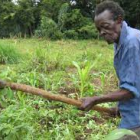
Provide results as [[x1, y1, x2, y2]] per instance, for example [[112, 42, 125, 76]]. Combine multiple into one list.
[[0, 39, 119, 140]]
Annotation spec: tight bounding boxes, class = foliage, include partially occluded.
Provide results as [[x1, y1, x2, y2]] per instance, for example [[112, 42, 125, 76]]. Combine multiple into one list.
[[0, 39, 118, 139], [58, 3, 70, 31], [35, 16, 63, 39], [0, 0, 18, 37], [104, 129, 139, 140], [0, 105, 36, 139], [114, 0, 140, 27], [78, 23, 98, 39], [73, 60, 95, 97], [23, 46, 66, 72], [0, 0, 139, 38], [0, 42, 21, 64], [15, 0, 37, 36], [58, 3, 98, 39], [64, 30, 79, 39], [72, 53, 102, 97], [40, 0, 66, 22]]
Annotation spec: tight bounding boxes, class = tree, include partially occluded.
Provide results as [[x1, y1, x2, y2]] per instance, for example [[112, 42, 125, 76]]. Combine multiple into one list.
[[0, 0, 139, 38], [39, 0, 66, 22], [115, 0, 140, 27], [70, 0, 96, 17], [15, 0, 39, 36], [0, 0, 17, 37]]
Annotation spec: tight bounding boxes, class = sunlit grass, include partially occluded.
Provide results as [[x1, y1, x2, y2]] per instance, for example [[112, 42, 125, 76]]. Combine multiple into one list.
[[0, 39, 119, 140]]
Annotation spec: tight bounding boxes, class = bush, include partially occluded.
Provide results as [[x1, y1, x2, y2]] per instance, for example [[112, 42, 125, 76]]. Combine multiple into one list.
[[35, 3, 98, 40], [35, 17, 63, 40], [58, 3, 70, 31], [64, 30, 78, 39], [58, 3, 98, 39], [58, 8, 85, 31], [78, 23, 98, 39]]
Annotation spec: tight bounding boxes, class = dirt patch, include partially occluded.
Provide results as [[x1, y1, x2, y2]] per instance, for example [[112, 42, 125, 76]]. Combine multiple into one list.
[[103, 75, 118, 93], [65, 67, 77, 73], [92, 116, 105, 124], [58, 87, 79, 95], [92, 78, 102, 87]]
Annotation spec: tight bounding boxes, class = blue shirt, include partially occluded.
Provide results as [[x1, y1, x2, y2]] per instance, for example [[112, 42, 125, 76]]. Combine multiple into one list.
[[114, 21, 140, 129]]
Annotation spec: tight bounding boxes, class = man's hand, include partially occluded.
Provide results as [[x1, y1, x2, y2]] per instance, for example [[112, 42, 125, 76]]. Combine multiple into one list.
[[109, 107, 120, 117], [79, 96, 99, 111], [79, 89, 133, 112]]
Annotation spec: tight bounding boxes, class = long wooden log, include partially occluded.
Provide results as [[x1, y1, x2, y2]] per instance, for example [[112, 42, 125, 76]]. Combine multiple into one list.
[[0, 80, 113, 115]]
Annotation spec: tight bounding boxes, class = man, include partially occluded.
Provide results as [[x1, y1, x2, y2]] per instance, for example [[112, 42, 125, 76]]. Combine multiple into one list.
[[80, 1, 140, 139]]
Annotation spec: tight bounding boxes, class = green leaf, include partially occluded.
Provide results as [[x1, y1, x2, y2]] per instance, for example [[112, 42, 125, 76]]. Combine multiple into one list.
[[104, 129, 139, 140]]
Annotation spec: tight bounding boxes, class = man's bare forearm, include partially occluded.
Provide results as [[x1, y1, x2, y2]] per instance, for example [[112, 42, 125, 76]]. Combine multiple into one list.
[[92, 89, 134, 104]]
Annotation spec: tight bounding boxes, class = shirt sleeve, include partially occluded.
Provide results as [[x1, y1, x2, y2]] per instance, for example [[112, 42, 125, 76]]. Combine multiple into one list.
[[119, 38, 140, 98]]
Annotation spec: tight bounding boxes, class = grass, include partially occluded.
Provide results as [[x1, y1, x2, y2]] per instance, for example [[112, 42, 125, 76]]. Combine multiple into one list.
[[0, 42, 22, 64], [0, 39, 119, 140]]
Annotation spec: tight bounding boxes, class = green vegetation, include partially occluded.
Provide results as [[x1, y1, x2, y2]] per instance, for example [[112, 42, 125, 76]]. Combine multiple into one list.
[[0, 0, 139, 38], [104, 129, 139, 140], [0, 39, 119, 139], [0, 1, 138, 138], [0, 42, 22, 64], [73, 60, 96, 97]]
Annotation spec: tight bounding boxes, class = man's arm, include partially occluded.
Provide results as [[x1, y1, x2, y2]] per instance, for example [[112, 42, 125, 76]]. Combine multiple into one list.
[[80, 89, 134, 111]]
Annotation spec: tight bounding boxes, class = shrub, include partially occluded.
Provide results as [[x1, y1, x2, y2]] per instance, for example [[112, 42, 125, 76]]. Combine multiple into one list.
[[58, 3, 98, 39], [78, 23, 98, 39], [35, 3, 98, 40], [64, 30, 78, 39], [35, 17, 63, 40], [58, 3, 70, 31]]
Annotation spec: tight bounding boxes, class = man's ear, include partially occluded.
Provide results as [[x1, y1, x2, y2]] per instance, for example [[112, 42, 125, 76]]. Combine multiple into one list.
[[116, 15, 123, 24]]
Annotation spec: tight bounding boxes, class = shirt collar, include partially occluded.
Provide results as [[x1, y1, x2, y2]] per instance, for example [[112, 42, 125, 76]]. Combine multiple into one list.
[[118, 21, 128, 46], [114, 21, 128, 55]]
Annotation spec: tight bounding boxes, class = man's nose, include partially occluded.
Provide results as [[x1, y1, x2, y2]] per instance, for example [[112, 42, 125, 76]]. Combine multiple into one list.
[[100, 30, 106, 36]]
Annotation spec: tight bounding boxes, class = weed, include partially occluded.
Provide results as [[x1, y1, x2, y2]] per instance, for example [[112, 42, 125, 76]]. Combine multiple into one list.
[[0, 42, 22, 64], [0, 39, 118, 139]]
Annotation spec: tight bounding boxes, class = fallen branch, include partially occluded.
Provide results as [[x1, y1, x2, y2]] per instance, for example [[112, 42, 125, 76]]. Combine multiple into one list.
[[0, 80, 114, 115]]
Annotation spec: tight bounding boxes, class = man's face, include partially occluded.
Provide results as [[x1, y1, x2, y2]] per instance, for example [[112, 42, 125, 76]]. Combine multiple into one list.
[[94, 10, 122, 44]]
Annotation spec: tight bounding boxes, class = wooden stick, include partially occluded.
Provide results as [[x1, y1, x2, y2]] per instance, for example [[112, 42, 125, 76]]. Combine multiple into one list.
[[0, 80, 113, 114]]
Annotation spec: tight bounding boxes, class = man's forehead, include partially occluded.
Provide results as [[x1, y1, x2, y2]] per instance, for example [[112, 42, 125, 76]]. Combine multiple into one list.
[[94, 10, 113, 22]]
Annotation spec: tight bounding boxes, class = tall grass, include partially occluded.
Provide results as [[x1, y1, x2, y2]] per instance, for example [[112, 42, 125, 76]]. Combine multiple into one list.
[[0, 42, 21, 64], [0, 39, 118, 140]]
